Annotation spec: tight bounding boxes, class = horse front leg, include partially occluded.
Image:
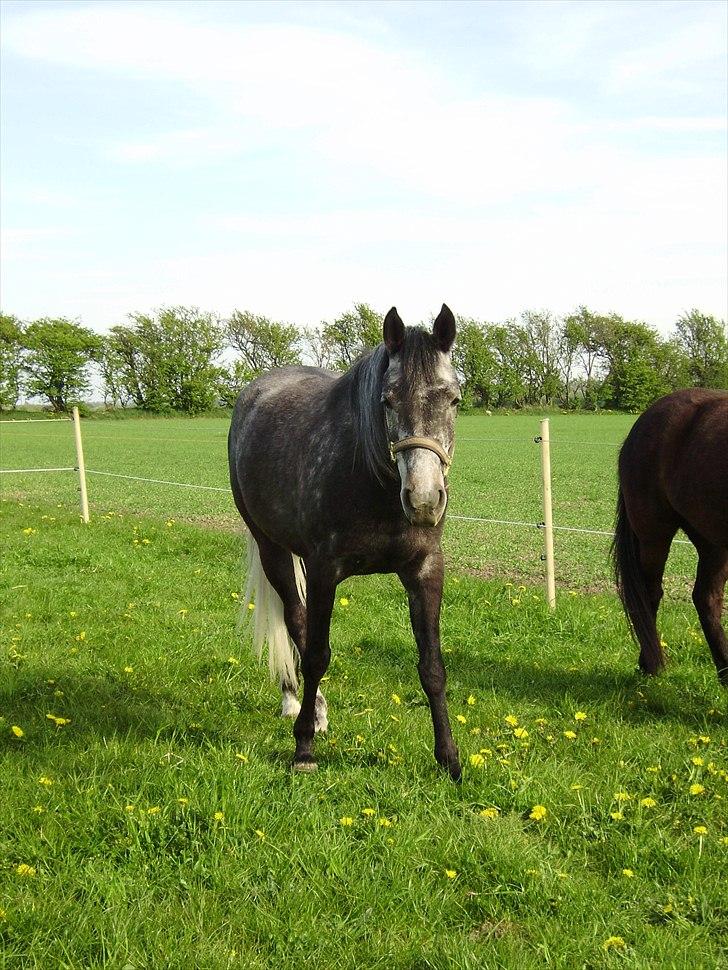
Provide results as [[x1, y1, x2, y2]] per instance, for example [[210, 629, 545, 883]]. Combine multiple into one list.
[[292, 564, 335, 772], [399, 552, 461, 781]]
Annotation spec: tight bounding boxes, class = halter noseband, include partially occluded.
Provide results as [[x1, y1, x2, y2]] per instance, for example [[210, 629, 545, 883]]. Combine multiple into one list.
[[389, 437, 453, 476]]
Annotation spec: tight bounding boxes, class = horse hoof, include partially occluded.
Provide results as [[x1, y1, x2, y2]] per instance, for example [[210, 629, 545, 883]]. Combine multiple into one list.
[[293, 758, 318, 773]]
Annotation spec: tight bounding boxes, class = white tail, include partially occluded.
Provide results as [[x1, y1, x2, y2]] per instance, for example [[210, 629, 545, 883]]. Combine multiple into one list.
[[242, 532, 306, 690]]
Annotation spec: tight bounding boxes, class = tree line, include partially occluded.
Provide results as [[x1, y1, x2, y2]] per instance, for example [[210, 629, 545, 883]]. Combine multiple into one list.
[[1, 304, 726, 415]]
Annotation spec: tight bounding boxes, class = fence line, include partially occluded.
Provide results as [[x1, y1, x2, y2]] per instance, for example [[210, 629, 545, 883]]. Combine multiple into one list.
[[86, 469, 230, 492], [0, 417, 71, 425], [0, 466, 76, 474]]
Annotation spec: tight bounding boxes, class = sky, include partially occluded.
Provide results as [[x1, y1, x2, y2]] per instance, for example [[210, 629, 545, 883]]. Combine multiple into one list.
[[1, 0, 726, 335]]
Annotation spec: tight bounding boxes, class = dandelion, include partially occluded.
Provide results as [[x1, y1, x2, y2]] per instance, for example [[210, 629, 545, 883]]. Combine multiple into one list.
[[362, 808, 376, 817], [339, 817, 353, 826], [614, 791, 632, 802], [469, 753, 485, 769], [691, 756, 704, 766], [693, 825, 708, 836], [379, 818, 392, 828], [479, 807, 499, 819], [15, 864, 36, 878], [247, 602, 255, 611], [141, 538, 151, 545], [639, 797, 657, 808], [123, 666, 134, 673], [32, 805, 44, 814], [529, 805, 548, 821], [227, 656, 240, 666], [38, 776, 53, 787], [470, 727, 481, 735], [570, 783, 583, 791], [177, 797, 189, 806], [513, 727, 529, 739], [602, 936, 626, 952], [689, 784, 706, 796], [646, 765, 660, 773], [622, 868, 635, 878], [698, 735, 711, 745], [22, 528, 37, 536], [339, 597, 349, 607], [456, 714, 467, 724], [467, 695, 476, 706], [504, 715, 519, 727], [147, 806, 161, 815], [125, 804, 135, 812], [610, 811, 624, 821], [213, 811, 224, 821], [574, 711, 587, 721], [391, 693, 401, 705], [444, 869, 457, 879], [563, 730, 577, 740], [46, 714, 71, 727], [255, 829, 266, 839], [11, 725, 24, 738]]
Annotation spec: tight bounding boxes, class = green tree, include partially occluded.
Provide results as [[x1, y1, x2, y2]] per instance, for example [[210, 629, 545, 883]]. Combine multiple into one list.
[[601, 319, 676, 411], [452, 318, 497, 408], [226, 311, 302, 375], [320, 303, 382, 370], [674, 310, 728, 389], [23, 318, 101, 412], [0, 313, 24, 411], [105, 307, 223, 414]]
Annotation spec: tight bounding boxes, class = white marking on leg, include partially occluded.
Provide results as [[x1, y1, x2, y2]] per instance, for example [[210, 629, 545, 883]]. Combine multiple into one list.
[[314, 688, 328, 733], [281, 689, 301, 719]]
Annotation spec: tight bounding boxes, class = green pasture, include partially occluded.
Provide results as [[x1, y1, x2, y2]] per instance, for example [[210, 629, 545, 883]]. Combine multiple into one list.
[[0, 411, 697, 595], [1, 413, 725, 968]]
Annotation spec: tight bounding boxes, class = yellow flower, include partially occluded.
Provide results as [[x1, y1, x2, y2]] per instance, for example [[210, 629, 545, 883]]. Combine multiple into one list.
[[479, 807, 499, 819], [504, 715, 519, 727], [213, 811, 224, 821], [247, 602, 255, 611], [32, 805, 44, 814], [255, 829, 266, 839], [46, 714, 71, 727], [469, 753, 485, 768], [15, 864, 36, 877], [38, 776, 53, 786], [646, 765, 660, 773], [467, 695, 476, 706], [689, 784, 705, 796], [75, 631, 86, 641], [339, 817, 353, 826], [147, 806, 161, 815], [602, 936, 626, 951], [694, 825, 708, 836], [570, 783, 583, 791], [563, 730, 577, 740], [235, 752, 249, 763], [227, 656, 240, 665], [69, 611, 77, 617], [177, 797, 189, 806], [610, 811, 624, 820], [529, 804, 547, 821], [178, 608, 188, 616], [141, 538, 151, 545], [362, 808, 376, 817], [11, 725, 24, 738], [444, 869, 457, 879], [639, 797, 657, 808], [125, 804, 135, 812], [613, 791, 632, 802], [378, 818, 392, 827], [456, 714, 467, 724], [123, 666, 134, 673], [513, 727, 529, 739], [574, 711, 587, 721], [339, 597, 349, 607], [391, 693, 401, 705], [622, 868, 635, 878], [691, 756, 704, 766]]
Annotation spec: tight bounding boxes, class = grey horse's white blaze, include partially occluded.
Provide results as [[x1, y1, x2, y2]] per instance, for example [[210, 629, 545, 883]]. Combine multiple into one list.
[[384, 355, 459, 527]]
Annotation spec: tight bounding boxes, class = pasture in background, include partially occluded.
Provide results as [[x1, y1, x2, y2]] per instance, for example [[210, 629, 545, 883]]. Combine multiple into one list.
[[0, 411, 698, 598]]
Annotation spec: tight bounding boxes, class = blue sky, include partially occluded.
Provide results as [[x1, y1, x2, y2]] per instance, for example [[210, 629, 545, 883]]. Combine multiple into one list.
[[1, 0, 726, 334]]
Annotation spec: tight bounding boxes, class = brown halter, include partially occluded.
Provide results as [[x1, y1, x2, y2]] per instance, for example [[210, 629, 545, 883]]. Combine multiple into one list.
[[389, 437, 453, 476]]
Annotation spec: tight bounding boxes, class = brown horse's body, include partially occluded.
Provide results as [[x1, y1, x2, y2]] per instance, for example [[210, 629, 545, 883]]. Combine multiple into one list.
[[613, 388, 728, 681]]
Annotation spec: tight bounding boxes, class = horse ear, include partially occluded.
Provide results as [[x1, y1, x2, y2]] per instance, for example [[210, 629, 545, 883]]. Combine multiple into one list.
[[433, 304, 456, 352], [383, 307, 405, 355]]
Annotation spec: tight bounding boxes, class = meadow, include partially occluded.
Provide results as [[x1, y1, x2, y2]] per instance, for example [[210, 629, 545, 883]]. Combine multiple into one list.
[[1, 412, 726, 969]]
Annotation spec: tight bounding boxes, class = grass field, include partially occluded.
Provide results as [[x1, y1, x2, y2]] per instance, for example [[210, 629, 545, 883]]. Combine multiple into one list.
[[1, 413, 726, 968]]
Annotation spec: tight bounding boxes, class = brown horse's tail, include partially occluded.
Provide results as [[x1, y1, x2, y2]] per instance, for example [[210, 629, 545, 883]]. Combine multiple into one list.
[[611, 487, 663, 673]]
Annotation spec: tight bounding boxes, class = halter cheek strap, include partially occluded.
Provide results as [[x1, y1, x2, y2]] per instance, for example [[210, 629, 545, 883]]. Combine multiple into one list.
[[390, 436, 453, 476]]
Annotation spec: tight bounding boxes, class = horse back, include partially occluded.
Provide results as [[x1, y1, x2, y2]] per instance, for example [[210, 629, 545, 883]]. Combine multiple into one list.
[[619, 388, 728, 547]]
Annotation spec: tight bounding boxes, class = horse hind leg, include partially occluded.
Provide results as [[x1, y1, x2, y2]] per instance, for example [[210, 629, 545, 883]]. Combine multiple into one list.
[[245, 531, 328, 731], [691, 542, 728, 684]]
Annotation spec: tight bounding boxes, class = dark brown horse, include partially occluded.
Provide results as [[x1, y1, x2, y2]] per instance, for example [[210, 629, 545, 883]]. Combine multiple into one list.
[[612, 388, 728, 682], [228, 307, 462, 778]]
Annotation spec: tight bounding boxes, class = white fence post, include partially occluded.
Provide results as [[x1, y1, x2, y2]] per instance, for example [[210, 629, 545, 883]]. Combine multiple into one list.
[[539, 418, 556, 608], [72, 407, 89, 523]]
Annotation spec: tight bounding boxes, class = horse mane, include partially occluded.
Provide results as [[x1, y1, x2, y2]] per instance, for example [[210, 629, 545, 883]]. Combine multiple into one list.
[[348, 328, 439, 486]]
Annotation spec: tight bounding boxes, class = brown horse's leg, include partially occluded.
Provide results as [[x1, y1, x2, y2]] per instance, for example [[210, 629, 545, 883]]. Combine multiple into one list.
[[634, 534, 674, 674], [399, 552, 461, 781], [692, 543, 728, 684], [292, 564, 335, 771]]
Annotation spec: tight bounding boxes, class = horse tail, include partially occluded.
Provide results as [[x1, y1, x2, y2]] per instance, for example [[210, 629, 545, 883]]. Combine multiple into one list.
[[611, 486, 662, 671], [241, 531, 306, 691]]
